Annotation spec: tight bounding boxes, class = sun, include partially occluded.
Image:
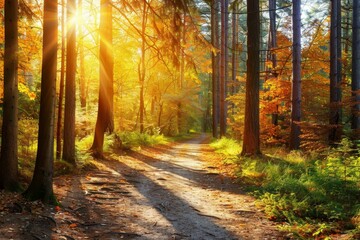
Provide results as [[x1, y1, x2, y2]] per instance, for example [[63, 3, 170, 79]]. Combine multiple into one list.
[[63, 0, 100, 45], [65, 1, 99, 32]]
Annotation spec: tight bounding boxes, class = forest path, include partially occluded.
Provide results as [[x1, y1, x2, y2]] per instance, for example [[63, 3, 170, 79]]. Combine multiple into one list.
[[0, 134, 286, 240]]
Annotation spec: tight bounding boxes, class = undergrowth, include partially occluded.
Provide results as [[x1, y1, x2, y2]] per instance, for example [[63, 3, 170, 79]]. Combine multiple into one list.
[[210, 137, 241, 163], [210, 137, 360, 239], [116, 131, 169, 149], [75, 131, 169, 170]]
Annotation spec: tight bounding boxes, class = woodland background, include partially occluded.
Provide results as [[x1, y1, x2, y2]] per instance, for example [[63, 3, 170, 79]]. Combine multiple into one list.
[[0, 0, 359, 238]]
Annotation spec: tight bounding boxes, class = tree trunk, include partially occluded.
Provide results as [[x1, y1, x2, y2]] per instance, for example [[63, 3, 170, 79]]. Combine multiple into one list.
[[0, 0, 20, 191], [177, 10, 186, 134], [23, 0, 58, 204], [91, 0, 114, 157], [139, 0, 147, 134], [79, 0, 87, 110], [230, 2, 238, 115], [56, 0, 66, 160], [289, 0, 302, 150], [352, 0, 360, 137], [269, 0, 279, 125], [241, 0, 261, 156], [269, 0, 277, 70], [158, 103, 163, 129], [220, 0, 228, 137], [329, 0, 342, 144], [63, 0, 76, 165], [211, 0, 219, 138], [343, 0, 351, 85]]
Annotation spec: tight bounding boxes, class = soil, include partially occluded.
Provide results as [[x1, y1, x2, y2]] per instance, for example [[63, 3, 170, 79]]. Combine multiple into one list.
[[0, 134, 289, 240]]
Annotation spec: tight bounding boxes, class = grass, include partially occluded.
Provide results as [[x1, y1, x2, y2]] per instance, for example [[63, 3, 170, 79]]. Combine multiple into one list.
[[210, 137, 360, 239], [75, 131, 170, 171], [116, 131, 169, 149], [18, 131, 171, 182], [210, 137, 241, 162]]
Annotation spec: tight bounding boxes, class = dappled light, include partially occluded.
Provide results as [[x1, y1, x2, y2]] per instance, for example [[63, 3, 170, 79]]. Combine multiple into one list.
[[0, 0, 359, 239]]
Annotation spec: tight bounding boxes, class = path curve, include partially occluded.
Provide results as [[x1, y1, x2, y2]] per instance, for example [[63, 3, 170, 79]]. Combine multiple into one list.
[[50, 134, 286, 240]]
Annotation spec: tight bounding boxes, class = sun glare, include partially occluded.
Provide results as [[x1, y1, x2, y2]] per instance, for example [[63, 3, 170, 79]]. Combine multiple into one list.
[[62, 1, 100, 37]]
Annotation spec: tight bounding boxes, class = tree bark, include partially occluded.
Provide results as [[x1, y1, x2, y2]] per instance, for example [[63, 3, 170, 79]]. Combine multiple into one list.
[[177, 10, 186, 134], [0, 0, 20, 191], [231, 1, 238, 113], [91, 0, 114, 157], [23, 0, 58, 204], [329, 0, 342, 144], [79, 0, 87, 109], [289, 0, 302, 150], [56, 0, 66, 160], [220, 0, 228, 137], [352, 0, 360, 138], [241, 0, 261, 156], [342, 0, 351, 87], [269, 0, 279, 125], [139, 0, 147, 134], [63, 0, 77, 165], [211, 0, 219, 138]]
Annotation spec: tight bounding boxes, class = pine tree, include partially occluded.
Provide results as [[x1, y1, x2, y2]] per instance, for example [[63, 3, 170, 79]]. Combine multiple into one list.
[[329, 0, 342, 144], [241, 0, 261, 156], [352, 0, 360, 138], [63, 0, 77, 165], [289, 0, 302, 150], [91, 0, 114, 157], [0, 0, 20, 191], [23, 0, 58, 203]]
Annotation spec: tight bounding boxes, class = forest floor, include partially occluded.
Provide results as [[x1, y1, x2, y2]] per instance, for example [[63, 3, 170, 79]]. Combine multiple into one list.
[[0, 134, 290, 240]]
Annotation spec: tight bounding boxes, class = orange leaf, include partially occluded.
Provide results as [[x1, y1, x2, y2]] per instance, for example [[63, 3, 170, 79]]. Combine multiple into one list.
[[55, 206, 61, 212], [69, 223, 77, 228]]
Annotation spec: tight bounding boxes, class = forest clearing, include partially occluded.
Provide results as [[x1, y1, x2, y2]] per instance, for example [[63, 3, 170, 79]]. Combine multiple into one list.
[[0, 0, 360, 239]]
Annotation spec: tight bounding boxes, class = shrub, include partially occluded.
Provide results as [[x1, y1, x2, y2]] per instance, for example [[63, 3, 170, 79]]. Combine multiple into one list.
[[115, 131, 169, 149], [209, 138, 360, 238], [210, 137, 241, 162]]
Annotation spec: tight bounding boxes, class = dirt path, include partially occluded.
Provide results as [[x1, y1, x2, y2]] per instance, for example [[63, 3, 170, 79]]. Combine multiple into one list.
[[0, 134, 286, 239]]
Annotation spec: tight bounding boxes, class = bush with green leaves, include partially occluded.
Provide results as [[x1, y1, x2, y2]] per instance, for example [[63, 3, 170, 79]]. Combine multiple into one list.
[[209, 137, 241, 162], [210, 137, 360, 238], [115, 131, 169, 149]]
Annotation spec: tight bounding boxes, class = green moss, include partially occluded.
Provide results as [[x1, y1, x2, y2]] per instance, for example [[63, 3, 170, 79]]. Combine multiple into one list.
[[23, 184, 58, 205]]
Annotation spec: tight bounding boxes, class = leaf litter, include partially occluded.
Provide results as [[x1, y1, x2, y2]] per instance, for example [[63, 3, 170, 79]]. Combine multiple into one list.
[[0, 134, 288, 239]]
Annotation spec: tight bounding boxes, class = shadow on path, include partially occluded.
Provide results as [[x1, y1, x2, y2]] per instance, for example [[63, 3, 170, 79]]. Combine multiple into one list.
[[101, 156, 239, 240]]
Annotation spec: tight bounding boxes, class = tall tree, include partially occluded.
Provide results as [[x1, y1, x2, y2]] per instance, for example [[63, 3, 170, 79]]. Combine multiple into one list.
[[342, 0, 351, 90], [23, 0, 58, 203], [219, 0, 229, 137], [177, 9, 186, 134], [79, 0, 87, 109], [211, 0, 220, 138], [56, 0, 66, 160], [0, 0, 20, 191], [289, 0, 302, 150], [139, 0, 147, 134], [231, 1, 238, 104], [268, 0, 277, 71], [352, 0, 360, 137], [91, 0, 114, 157], [241, 0, 261, 156], [269, 0, 279, 125], [63, 0, 77, 164], [329, 0, 342, 144]]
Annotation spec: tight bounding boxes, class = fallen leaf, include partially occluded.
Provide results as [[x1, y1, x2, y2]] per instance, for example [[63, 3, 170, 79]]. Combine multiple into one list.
[[69, 223, 77, 228], [55, 206, 61, 212]]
